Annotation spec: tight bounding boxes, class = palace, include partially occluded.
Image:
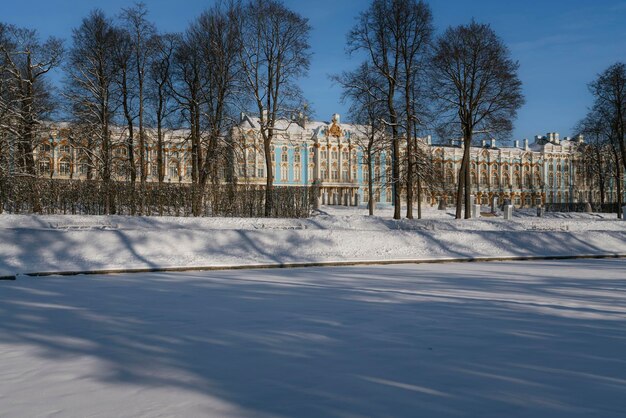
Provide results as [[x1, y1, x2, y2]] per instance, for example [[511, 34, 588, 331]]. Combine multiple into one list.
[[27, 114, 624, 208]]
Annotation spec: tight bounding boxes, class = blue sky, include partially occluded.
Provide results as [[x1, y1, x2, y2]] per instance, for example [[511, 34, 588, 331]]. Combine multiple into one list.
[[3, 0, 626, 141]]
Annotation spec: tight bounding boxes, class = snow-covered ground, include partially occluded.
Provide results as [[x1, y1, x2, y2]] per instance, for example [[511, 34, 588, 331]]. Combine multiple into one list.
[[1, 205, 625, 276], [1, 260, 625, 417]]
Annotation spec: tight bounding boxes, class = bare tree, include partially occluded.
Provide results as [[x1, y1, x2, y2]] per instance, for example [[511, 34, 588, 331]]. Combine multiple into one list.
[[576, 110, 612, 205], [193, 4, 241, 188], [65, 9, 120, 213], [0, 24, 63, 177], [148, 33, 177, 183], [122, 2, 156, 183], [112, 27, 136, 182], [396, 0, 433, 219], [589, 63, 626, 176], [579, 65, 626, 218], [429, 20, 524, 219], [348, 0, 403, 219], [236, 0, 311, 216], [335, 62, 388, 215]]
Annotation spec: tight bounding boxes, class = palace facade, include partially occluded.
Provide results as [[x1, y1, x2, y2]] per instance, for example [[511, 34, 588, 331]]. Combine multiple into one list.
[[28, 114, 624, 208]]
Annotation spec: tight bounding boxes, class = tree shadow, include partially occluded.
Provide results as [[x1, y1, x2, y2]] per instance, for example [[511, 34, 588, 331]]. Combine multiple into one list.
[[1, 259, 626, 417]]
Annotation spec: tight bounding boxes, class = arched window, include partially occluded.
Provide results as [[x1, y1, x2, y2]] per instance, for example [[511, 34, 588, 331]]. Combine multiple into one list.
[[503, 172, 510, 187], [78, 161, 88, 176], [39, 159, 51, 174], [169, 163, 178, 178], [294, 147, 301, 163], [480, 171, 488, 186], [281, 164, 288, 181], [59, 159, 71, 176], [446, 170, 454, 185], [491, 171, 499, 187], [294, 165, 301, 182]]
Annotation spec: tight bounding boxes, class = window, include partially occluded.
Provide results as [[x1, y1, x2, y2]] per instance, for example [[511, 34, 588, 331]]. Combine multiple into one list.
[[386, 187, 392, 203], [331, 150, 338, 160], [331, 168, 339, 180], [257, 167, 265, 177], [60, 145, 71, 154], [321, 150, 327, 160], [294, 147, 301, 163], [281, 146, 288, 162], [59, 160, 71, 176], [308, 165, 314, 181], [185, 165, 193, 178], [294, 165, 301, 182], [281, 165, 288, 181], [78, 162, 88, 175], [491, 172, 499, 187], [446, 170, 454, 185], [342, 169, 349, 181], [40, 144, 52, 153], [151, 164, 158, 177], [169, 164, 178, 178], [480, 172, 488, 186], [342, 150, 349, 160], [39, 160, 51, 174]]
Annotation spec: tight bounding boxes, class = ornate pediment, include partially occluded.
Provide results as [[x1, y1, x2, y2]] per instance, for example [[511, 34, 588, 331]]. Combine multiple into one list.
[[327, 113, 342, 138]]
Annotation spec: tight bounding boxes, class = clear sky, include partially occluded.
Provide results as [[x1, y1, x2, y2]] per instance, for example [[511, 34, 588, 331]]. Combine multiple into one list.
[[3, 0, 626, 141]]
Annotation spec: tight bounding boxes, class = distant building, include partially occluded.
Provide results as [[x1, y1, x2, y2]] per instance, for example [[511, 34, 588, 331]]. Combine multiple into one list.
[[28, 115, 624, 208]]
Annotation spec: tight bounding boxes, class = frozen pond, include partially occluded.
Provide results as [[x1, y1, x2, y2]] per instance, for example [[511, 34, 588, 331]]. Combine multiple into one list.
[[1, 259, 625, 417]]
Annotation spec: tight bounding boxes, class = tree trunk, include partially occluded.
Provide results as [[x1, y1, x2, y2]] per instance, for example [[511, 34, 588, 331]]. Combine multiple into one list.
[[264, 137, 274, 217], [368, 148, 374, 216], [463, 128, 472, 219], [455, 156, 466, 219], [405, 87, 413, 219]]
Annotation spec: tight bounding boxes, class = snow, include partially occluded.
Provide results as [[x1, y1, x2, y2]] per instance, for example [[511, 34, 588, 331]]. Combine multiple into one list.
[[1, 205, 625, 277], [1, 260, 626, 417]]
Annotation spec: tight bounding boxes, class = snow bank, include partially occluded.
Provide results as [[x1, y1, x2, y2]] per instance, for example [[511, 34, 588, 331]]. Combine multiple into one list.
[[1, 205, 625, 276]]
